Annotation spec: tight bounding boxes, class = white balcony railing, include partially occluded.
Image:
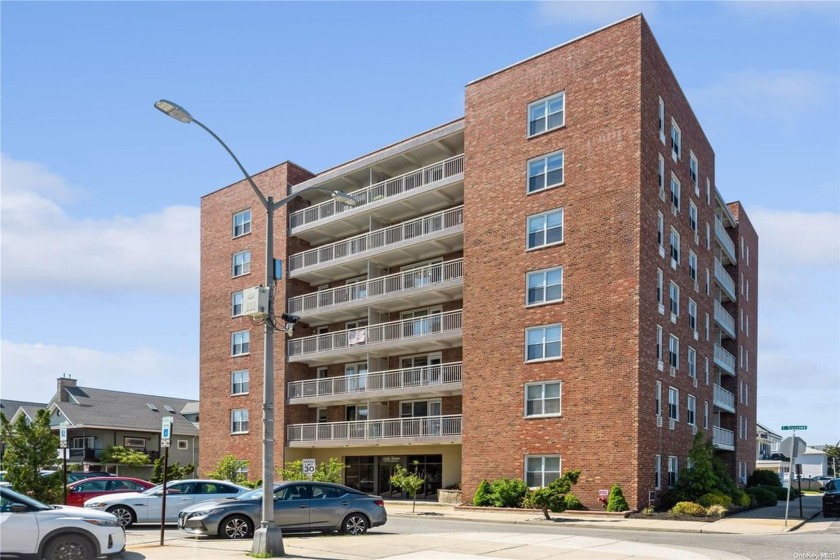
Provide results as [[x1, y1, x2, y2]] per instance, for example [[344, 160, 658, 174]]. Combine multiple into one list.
[[288, 206, 464, 274], [713, 384, 735, 412], [714, 217, 737, 264], [288, 362, 463, 400], [287, 259, 464, 315], [287, 310, 463, 358], [287, 415, 463, 443], [714, 258, 737, 301], [713, 426, 735, 449], [289, 155, 465, 230], [714, 300, 737, 339], [714, 343, 736, 376]]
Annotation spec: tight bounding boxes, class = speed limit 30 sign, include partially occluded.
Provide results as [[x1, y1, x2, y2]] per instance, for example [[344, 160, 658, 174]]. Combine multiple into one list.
[[302, 458, 316, 479]]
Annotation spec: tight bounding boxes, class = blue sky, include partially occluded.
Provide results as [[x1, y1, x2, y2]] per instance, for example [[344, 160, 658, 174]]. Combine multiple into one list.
[[2, 2, 838, 446]]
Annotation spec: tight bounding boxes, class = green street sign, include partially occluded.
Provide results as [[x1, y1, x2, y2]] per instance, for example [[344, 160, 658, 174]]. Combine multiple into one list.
[[781, 425, 807, 431]]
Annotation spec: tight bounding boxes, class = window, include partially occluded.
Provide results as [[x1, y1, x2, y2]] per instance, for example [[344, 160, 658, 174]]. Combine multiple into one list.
[[655, 454, 662, 490], [688, 252, 697, 282], [232, 209, 251, 238], [689, 152, 698, 188], [528, 92, 565, 136], [704, 357, 709, 385], [658, 154, 665, 196], [669, 335, 679, 369], [177, 440, 189, 450], [668, 387, 679, 421], [655, 380, 662, 417], [525, 381, 561, 417], [657, 212, 665, 254], [705, 313, 710, 341], [231, 409, 249, 433], [656, 325, 663, 363], [670, 174, 681, 212], [231, 370, 249, 395], [658, 97, 666, 143], [526, 267, 563, 305], [704, 401, 709, 429], [705, 222, 711, 249], [526, 324, 562, 361], [669, 282, 679, 317], [670, 228, 680, 266], [124, 437, 145, 448], [746, 384, 749, 406], [706, 177, 711, 205], [656, 269, 664, 309], [527, 209, 564, 249], [231, 330, 250, 356], [527, 151, 564, 193], [525, 455, 561, 487], [705, 268, 710, 295], [671, 119, 681, 160], [71, 436, 95, 450], [232, 251, 251, 277], [688, 299, 697, 331], [668, 456, 678, 487], [231, 291, 243, 317], [689, 202, 698, 234], [687, 347, 696, 379], [687, 395, 696, 426]]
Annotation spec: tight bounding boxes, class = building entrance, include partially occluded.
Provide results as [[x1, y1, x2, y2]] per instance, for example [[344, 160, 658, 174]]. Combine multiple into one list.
[[344, 454, 444, 500]]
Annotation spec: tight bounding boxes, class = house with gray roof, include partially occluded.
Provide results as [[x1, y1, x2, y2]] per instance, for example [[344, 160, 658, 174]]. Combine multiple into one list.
[[1, 399, 49, 465]]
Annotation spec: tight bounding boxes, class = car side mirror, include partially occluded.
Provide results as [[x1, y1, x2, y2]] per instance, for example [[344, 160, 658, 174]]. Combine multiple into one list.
[[9, 504, 28, 513]]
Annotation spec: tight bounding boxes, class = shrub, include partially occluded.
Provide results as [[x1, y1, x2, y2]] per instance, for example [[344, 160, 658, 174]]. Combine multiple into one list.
[[706, 504, 728, 517], [655, 488, 684, 512], [756, 485, 799, 500], [641, 505, 655, 516], [490, 478, 528, 508], [606, 484, 629, 512], [747, 469, 781, 488], [278, 458, 344, 483], [473, 480, 494, 506], [731, 488, 751, 508], [669, 501, 706, 517], [205, 454, 249, 484], [697, 492, 732, 509], [745, 487, 777, 507], [564, 493, 585, 510], [528, 470, 581, 520]]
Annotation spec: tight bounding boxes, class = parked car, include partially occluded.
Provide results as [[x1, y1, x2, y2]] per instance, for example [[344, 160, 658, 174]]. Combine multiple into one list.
[[84, 479, 249, 527], [66, 476, 155, 507], [178, 481, 387, 539], [822, 478, 840, 517], [0, 486, 125, 559]]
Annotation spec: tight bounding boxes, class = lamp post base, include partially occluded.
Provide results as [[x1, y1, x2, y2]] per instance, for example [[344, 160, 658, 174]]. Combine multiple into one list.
[[252, 525, 284, 557]]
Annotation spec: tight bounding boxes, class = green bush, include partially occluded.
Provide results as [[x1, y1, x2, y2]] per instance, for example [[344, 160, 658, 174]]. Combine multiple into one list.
[[745, 487, 777, 507], [564, 493, 585, 510], [747, 469, 781, 488], [528, 470, 581, 520], [756, 485, 799, 500], [606, 484, 630, 512], [706, 504, 728, 517], [641, 505, 655, 516], [473, 480, 494, 506], [730, 488, 751, 508], [669, 501, 707, 517], [490, 478, 528, 508], [655, 488, 684, 511], [697, 492, 732, 509]]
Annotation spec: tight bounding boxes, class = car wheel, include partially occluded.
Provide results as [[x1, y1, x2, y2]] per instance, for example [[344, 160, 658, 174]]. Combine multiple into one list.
[[342, 513, 369, 535], [43, 533, 94, 560], [220, 514, 253, 539], [106, 505, 136, 528]]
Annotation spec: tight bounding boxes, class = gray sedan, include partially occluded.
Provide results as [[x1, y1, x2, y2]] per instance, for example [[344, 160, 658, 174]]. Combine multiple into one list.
[[177, 481, 387, 538]]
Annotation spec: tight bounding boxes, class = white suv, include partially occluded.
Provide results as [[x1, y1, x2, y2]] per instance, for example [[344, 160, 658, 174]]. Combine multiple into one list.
[[0, 486, 126, 559]]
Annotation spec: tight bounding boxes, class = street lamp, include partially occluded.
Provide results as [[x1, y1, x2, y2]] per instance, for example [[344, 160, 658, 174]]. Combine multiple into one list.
[[155, 99, 355, 556]]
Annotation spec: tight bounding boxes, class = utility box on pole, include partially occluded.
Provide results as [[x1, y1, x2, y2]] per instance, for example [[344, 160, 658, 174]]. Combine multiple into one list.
[[243, 287, 270, 318]]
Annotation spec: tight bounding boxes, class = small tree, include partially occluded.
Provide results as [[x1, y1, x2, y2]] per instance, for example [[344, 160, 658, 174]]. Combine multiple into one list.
[[676, 433, 719, 499], [278, 458, 345, 483], [205, 454, 249, 484], [473, 480, 493, 506], [390, 461, 425, 513], [100, 445, 150, 466], [606, 484, 629, 512], [1, 409, 63, 503], [530, 469, 581, 520], [150, 458, 194, 484]]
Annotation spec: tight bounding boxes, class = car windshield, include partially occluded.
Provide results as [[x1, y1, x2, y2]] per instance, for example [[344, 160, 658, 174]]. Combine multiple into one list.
[[142, 484, 165, 495], [237, 485, 281, 501], [0, 487, 53, 511]]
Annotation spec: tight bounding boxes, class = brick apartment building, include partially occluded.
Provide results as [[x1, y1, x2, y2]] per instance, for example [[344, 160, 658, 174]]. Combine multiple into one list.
[[199, 14, 758, 509]]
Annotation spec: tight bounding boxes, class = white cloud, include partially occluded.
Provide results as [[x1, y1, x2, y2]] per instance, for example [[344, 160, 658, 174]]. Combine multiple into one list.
[[722, 1, 840, 20], [0, 154, 199, 295], [750, 207, 840, 268], [0, 340, 198, 403], [533, 1, 658, 27]]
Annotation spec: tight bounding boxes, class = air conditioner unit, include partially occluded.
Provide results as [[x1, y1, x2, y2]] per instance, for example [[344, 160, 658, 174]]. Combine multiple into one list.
[[243, 287, 270, 318], [692, 377, 698, 388], [671, 205, 678, 217], [694, 233, 700, 246], [656, 416, 663, 428], [692, 425, 698, 435], [657, 360, 664, 372], [669, 366, 677, 377], [670, 313, 677, 324], [693, 331, 699, 341], [669, 419, 676, 430]]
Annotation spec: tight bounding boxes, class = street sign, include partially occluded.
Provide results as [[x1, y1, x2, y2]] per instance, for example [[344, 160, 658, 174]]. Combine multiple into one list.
[[161, 416, 173, 448], [781, 425, 807, 431], [59, 422, 68, 449], [303, 458, 316, 479]]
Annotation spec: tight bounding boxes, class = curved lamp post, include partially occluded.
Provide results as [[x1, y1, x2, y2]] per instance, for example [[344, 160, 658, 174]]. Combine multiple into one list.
[[155, 99, 355, 556]]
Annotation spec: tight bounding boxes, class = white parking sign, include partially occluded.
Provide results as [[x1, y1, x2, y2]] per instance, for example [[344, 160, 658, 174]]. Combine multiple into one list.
[[303, 458, 316, 479]]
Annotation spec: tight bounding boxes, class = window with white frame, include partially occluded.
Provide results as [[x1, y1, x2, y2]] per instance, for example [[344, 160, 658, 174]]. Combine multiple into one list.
[[670, 174, 681, 212], [670, 228, 680, 265], [528, 92, 565, 137], [739, 380, 744, 404], [669, 335, 679, 369], [527, 151, 564, 193], [526, 324, 562, 361], [231, 291, 244, 317], [689, 202, 698, 234], [525, 455, 561, 487], [526, 267, 563, 305], [706, 177, 711, 205], [658, 97, 665, 142], [655, 454, 662, 489], [231, 330, 250, 356], [688, 347, 696, 379], [688, 251, 697, 282], [746, 315, 750, 337], [232, 209, 251, 238], [658, 154, 665, 195], [671, 119, 681, 160], [72, 436, 95, 450], [668, 387, 679, 420], [177, 440, 189, 450], [231, 409, 249, 433], [657, 212, 665, 252], [705, 313, 710, 341], [746, 384, 749, 406], [746, 279, 750, 301], [705, 222, 711, 249], [527, 209, 564, 250], [746, 349, 749, 372], [689, 152, 698, 187], [525, 381, 561, 417], [656, 325, 663, 363], [656, 269, 664, 308], [232, 251, 251, 277], [668, 456, 678, 487], [669, 282, 680, 317], [705, 268, 710, 295], [688, 299, 697, 331], [655, 380, 662, 417], [704, 357, 709, 385], [704, 401, 709, 429], [687, 395, 696, 425], [231, 370, 249, 395]]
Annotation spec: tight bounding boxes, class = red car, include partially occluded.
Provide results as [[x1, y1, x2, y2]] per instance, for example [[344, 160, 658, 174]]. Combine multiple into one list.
[[66, 476, 155, 507]]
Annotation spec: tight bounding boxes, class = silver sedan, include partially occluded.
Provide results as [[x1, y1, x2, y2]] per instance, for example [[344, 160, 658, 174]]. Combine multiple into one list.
[[178, 481, 387, 538]]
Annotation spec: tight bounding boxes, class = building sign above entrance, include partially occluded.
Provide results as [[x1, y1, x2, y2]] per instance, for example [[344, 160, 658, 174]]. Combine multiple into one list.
[[381, 456, 401, 463]]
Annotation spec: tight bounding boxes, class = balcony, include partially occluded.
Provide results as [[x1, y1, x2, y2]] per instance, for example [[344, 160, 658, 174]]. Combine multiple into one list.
[[289, 155, 464, 243], [714, 217, 737, 265], [714, 300, 737, 339], [713, 426, 735, 450], [287, 415, 463, 448], [287, 310, 463, 366], [714, 258, 737, 302], [288, 206, 464, 285], [714, 343, 736, 376], [287, 259, 464, 325], [713, 384, 736, 413], [288, 362, 463, 405]]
